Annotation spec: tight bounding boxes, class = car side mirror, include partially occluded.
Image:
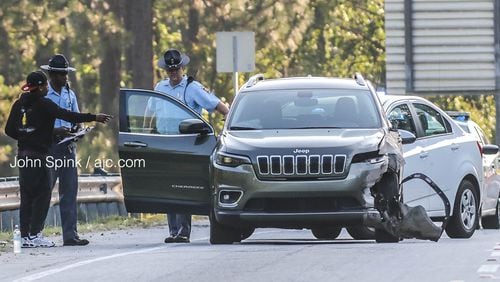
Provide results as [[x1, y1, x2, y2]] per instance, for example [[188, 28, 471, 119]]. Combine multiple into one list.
[[389, 119, 399, 131], [179, 119, 212, 135], [483, 144, 499, 155], [398, 129, 416, 144]]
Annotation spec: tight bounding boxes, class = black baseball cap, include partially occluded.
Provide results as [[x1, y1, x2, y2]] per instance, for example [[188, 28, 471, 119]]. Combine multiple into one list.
[[21, 71, 48, 91]]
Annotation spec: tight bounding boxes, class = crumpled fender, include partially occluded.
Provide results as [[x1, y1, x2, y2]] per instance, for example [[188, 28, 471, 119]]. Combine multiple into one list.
[[365, 173, 451, 242]]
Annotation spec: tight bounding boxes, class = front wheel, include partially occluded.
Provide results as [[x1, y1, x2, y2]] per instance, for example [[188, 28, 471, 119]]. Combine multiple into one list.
[[375, 228, 400, 243], [311, 227, 342, 240], [209, 211, 240, 244], [445, 179, 478, 238], [347, 226, 375, 240], [481, 196, 500, 229], [240, 227, 255, 240]]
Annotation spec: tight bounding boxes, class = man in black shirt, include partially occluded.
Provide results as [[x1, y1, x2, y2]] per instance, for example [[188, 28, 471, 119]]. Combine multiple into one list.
[[5, 71, 111, 247]]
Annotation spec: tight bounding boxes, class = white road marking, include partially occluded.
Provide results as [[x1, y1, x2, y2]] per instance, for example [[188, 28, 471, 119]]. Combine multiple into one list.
[[13, 230, 289, 282], [478, 265, 500, 274], [487, 258, 498, 262], [491, 252, 500, 257], [12, 246, 166, 282]]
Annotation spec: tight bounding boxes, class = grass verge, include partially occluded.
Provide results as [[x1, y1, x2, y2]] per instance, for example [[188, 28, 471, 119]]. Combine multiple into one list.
[[0, 214, 168, 254]]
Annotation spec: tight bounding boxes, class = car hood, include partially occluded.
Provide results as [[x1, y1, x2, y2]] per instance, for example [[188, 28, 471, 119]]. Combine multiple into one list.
[[221, 128, 385, 157]]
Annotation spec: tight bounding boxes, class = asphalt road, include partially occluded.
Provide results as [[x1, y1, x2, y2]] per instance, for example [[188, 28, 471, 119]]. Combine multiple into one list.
[[1, 220, 500, 282]]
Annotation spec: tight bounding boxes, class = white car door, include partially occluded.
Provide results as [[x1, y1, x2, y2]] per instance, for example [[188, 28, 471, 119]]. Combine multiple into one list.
[[411, 102, 456, 214], [387, 102, 432, 210]]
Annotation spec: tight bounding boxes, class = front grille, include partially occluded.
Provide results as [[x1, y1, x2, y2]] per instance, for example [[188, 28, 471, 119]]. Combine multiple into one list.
[[243, 197, 361, 213], [256, 154, 346, 176]]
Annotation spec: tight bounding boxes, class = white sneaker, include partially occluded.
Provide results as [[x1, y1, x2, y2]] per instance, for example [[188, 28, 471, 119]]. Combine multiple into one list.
[[29, 233, 55, 248], [21, 236, 36, 248]]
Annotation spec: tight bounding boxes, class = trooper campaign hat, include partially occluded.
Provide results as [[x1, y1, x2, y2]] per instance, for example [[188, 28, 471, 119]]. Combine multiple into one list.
[[157, 49, 190, 70], [40, 54, 76, 73], [21, 71, 47, 92]]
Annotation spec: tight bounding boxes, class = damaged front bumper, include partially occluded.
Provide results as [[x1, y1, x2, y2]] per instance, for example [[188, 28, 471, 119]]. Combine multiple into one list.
[[366, 173, 451, 242]]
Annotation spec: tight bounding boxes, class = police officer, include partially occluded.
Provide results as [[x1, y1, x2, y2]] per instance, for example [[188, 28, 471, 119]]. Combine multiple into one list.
[[5, 71, 111, 247], [41, 54, 89, 246], [154, 49, 228, 243]]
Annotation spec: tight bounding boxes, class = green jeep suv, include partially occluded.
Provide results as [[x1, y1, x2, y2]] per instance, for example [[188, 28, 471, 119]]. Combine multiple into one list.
[[118, 74, 406, 244]]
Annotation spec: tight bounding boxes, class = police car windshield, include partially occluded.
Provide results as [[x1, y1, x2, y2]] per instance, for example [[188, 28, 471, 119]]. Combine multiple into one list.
[[228, 89, 381, 130]]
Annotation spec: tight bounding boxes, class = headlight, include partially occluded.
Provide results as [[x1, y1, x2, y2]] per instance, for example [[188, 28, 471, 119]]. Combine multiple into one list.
[[351, 151, 386, 164], [216, 152, 251, 167], [366, 155, 386, 164]]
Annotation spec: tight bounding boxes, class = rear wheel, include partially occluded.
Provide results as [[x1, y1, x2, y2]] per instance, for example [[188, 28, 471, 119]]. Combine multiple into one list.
[[311, 227, 342, 240], [347, 226, 375, 240], [445, 179, 478, 238], [481, 196, 500, 229], [209, 211, 240, 244]]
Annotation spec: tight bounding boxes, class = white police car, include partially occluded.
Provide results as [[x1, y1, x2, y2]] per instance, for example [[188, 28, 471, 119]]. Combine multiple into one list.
[[380, 96, 484, 238]]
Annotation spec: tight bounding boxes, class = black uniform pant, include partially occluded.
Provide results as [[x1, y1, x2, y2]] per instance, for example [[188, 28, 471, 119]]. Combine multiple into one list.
[[19, 156, 52, 238]]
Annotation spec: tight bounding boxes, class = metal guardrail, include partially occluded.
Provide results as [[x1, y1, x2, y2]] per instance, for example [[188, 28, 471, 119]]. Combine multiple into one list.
[[0, 174, 123, 212]]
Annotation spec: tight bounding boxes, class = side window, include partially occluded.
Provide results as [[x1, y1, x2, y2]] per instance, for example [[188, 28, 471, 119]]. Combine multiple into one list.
[[125, 91, 197, 135], [388, 104, 417, 136], [413, 103, 450, 137]]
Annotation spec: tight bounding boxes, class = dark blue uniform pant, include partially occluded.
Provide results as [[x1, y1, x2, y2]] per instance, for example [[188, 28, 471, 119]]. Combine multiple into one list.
[[49, 142, 78, 241], [19, 156, 52, 237], [167, 213, 191, 238]]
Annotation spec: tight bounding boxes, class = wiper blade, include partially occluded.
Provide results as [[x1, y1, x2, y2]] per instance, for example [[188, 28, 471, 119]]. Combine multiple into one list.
[[229, 126, 259, 130], [294, 126, 342, 129]]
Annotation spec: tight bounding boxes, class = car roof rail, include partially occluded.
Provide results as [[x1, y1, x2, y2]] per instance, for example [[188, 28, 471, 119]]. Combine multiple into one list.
[[245, 73, 264, 88], [354, 72, 366, 86]]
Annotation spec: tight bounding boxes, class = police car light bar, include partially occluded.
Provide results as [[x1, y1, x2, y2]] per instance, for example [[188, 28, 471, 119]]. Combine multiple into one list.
[[445, 111, 470, 121]]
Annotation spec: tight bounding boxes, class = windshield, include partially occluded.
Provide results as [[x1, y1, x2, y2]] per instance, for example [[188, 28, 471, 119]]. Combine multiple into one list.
[[228, 88, 381, 130]]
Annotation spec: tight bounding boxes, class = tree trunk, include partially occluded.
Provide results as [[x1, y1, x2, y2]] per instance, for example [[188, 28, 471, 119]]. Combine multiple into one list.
[[182, 1, 201, 77], [99, 0, 124, 138], [125, 0, 153, 89]]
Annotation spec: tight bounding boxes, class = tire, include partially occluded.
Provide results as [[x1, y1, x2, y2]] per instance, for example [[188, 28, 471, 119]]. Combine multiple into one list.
[[347, 226, 375, 240], [481, 197, 500, 229], [209, 211, 240, 244], [240, 227, 255, 240], [445, 179, 478, 238], [375, 228, 400, 243], [311, 227, 342, 240]]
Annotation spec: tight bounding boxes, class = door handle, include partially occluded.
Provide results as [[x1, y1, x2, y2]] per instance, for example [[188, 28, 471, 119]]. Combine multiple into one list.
[[451, 144, 459, 151], [419, 152, 428, 159], [124, 141, 148, 148]]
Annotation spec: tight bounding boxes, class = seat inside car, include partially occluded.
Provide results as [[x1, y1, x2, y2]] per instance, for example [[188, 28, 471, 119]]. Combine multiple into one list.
[[333, 97, 359, 127], [260, 100, 283, 128]]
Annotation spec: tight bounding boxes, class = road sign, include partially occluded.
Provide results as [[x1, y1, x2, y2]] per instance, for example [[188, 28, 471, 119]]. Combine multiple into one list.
[[216, 31, 255, 73]]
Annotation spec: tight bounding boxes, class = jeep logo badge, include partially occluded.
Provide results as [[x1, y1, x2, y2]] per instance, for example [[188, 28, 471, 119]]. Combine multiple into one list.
[[293, 149, 310, 154]]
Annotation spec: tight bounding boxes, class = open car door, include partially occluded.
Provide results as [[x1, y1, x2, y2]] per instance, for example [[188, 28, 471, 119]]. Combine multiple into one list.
[[118, 89, 216, 215]]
